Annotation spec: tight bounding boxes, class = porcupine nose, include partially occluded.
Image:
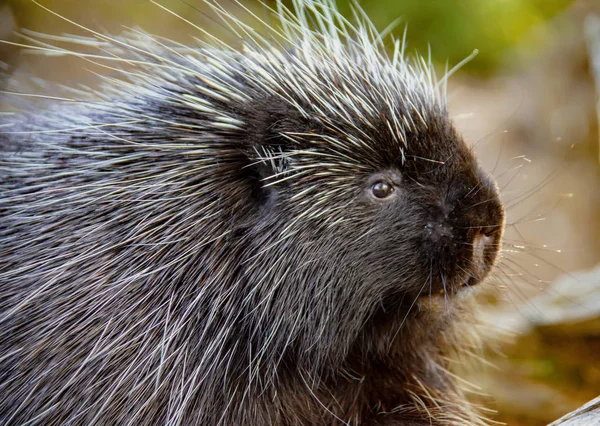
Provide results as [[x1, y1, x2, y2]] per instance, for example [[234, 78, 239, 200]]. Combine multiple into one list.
[[425, 220, 496, 286], [472, 231, 491, 266]]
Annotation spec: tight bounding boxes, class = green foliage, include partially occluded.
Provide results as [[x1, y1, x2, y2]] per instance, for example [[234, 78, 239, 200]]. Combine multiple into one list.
[[340, 0, 575, 74]]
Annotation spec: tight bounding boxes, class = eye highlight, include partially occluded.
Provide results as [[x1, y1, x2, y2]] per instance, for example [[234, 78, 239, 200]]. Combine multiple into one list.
[[371, 181, 394, 199]]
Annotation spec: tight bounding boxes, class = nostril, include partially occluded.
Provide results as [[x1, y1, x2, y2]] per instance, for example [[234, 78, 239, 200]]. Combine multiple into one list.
[[472, 230, 492, 273], [481, 226, 498, 238]]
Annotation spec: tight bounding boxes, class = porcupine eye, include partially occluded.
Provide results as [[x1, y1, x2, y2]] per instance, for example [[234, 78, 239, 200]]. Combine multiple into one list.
[[371, 181, 394, 199], [366, 172, 401, 203]]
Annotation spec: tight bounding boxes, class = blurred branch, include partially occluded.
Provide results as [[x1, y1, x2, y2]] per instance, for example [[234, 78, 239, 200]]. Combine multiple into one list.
[[548, 395, 600, 425]]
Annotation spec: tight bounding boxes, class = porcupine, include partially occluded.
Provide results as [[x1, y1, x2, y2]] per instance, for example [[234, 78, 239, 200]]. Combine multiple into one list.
[[0, 0, 505, 425]]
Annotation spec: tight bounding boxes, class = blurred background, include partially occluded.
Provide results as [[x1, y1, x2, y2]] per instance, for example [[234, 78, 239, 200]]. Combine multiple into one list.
[[1, 0, 599, 424]]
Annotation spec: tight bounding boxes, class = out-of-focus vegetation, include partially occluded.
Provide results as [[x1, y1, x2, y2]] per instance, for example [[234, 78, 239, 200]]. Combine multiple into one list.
[[4, 0, 575, 74], [1, 1, 599, 425], [345, 0, 576, 74]]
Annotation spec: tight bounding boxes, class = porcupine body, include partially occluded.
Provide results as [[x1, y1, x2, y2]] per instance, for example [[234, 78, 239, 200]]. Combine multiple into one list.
[[0, 1, 505, 425]]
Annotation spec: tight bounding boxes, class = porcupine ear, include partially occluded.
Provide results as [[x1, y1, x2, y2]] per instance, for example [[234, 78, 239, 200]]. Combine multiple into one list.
[[242, 96, 305, 190]]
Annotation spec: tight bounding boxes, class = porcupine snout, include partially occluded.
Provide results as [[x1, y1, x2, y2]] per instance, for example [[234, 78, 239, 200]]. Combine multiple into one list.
[[425, 219, 495, 266], [418, 170, 504, 293]]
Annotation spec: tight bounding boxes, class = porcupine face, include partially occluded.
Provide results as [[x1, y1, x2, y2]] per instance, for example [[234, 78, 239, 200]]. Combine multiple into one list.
[[232, 67, 505, 374], [240, 77, 504, 314]]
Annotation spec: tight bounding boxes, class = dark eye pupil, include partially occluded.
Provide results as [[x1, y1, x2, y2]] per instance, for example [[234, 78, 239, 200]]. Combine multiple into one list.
[[372, 181, 393, 198]]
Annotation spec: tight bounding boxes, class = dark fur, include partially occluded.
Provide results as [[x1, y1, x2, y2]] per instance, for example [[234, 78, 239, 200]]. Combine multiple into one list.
[[0, 17, 503, 426]]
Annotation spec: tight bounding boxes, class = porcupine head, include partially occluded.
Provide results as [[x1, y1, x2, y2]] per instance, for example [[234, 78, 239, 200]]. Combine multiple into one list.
[[0, 0, 505, 425]]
